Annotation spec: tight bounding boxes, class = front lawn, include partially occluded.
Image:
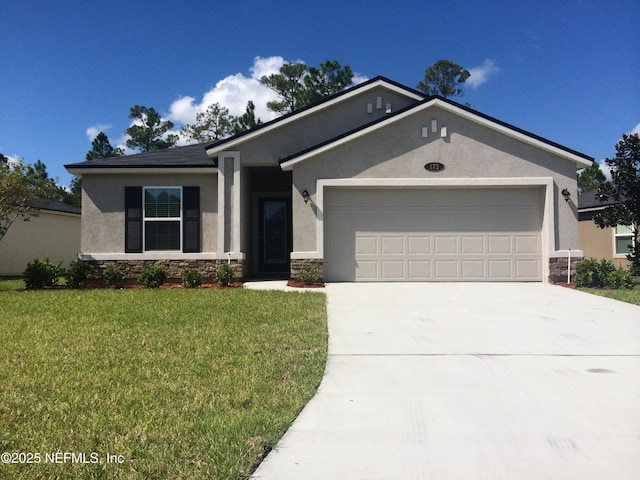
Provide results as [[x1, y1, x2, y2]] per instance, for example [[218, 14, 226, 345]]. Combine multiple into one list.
[[0, 288, 327, 479], [579, 276, 640, 306], [579, 283, 640, 306]]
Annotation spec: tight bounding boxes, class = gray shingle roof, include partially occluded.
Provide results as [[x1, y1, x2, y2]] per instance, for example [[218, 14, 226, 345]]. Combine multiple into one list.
[[30, 198, 81, 215], [64, 142, 217, 170], [578, 189, 617, 210]]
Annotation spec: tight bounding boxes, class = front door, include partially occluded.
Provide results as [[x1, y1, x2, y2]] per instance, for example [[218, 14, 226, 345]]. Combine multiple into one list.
[[258, 198, 291, 273]]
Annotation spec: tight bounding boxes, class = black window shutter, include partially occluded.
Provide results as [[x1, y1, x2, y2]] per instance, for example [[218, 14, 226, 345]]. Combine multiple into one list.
[[125, 186, 143, 253], [182, 186, 200, 253]]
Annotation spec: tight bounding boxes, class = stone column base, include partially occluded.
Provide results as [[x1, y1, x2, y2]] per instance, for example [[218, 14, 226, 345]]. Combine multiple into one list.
[[83, 259, 244, 283], [548, 256, 581, 283], [290, 259, 324, 282]]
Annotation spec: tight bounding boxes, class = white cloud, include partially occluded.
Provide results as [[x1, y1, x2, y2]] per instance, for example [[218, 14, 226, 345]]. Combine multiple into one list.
[[90, 56, 369, 151], [466, 59, 500, 89], [168, 56, 286, 129], [85, 124, 112, 141], [630, 122, 640, 135], [597, 159, 612, 180]]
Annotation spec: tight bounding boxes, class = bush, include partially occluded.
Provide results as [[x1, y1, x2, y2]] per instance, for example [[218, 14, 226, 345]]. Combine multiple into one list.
[[182, 268, 202, 288], [138, 264, 168, 288], [215, 262, 235, 286], [297, 263, 321, 284], [605, 268, 634, 289], [23, 257, 64, 290], [66, 259, 93, 289], [574, 258, 632, 289], [102, 264, 126, 287]]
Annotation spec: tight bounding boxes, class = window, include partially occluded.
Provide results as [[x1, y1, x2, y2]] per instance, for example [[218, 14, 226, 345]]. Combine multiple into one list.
[[144, 187, 181, 251], [614, 225, 634, 256], [124, 186, 200, 254]]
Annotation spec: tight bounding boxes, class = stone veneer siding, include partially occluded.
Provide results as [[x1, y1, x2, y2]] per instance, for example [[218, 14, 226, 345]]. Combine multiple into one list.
[[548, 256, 581, 283], [290, 259, 324, 282], [84, 259, 245, 283]]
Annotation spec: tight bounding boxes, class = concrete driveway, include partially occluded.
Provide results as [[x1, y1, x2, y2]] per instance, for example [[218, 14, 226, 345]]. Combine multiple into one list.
[[251, 283, 640, 480]]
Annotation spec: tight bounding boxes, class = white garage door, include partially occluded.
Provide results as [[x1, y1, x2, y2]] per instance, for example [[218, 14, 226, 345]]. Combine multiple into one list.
[[324, 188, 543, 282]]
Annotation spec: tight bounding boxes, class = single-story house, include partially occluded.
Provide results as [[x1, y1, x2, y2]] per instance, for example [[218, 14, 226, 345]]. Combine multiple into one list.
[[578, 189, 633, 268], [0, 199, 81, 275], [65, 76, 593, 282]]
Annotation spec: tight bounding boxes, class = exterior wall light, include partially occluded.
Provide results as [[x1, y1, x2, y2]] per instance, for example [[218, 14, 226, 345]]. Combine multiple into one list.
[[302, 190, 310, 204], [561, 188, 571, 202]]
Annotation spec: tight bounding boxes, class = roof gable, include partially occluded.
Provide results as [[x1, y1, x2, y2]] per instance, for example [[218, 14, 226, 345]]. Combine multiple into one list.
[[280, 96, 593, 170], [204, 76, 425, 156]]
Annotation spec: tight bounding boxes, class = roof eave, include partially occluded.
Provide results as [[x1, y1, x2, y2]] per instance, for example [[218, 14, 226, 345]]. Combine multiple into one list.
[[65, 165, 218, 176]]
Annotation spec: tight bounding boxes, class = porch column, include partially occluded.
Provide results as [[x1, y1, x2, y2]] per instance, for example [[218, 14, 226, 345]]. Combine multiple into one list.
[[218, 151, 243, 259]]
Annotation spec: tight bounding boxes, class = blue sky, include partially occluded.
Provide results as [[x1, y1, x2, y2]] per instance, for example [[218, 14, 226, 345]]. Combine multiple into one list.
[[1, 0, 638, 187]]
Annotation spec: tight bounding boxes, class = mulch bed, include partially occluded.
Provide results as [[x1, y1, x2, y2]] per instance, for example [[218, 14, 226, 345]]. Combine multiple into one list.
[[286, 280, 325, 289], [554, 282, 577, 289]]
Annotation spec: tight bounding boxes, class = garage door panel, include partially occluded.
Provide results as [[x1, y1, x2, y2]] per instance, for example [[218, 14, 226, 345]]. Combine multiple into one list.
[[516, 260, 540, 279], [355, 236, 378, 255], [435, 236, 458, 254], [408, 260, 432, 279], [325, 188, 542, 282], [488, 260, 513, 279], [461, 236, 485, 254], [381, 260, 405, 279], [408, 236, 430, 254], [462, 260, 485, 279], [515, 235, 540, 254], [488, 236, 512, 254], [381, 236, 405, 254], [356, 260, 378, 280], [435, 260, 459, 279]]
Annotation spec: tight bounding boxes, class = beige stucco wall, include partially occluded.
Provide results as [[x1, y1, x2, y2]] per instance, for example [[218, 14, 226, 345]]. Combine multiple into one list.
[[290, 105, 580, 255], [0, 210, 80, 275], [579, 215, 631, 268], [81, 173, 217, 254]]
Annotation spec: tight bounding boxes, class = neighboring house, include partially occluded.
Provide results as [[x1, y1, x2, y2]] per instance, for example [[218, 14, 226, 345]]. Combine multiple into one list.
[[578, 189, 633, 268], [0, 199, 81, 275], [65, 76, 593, 283]]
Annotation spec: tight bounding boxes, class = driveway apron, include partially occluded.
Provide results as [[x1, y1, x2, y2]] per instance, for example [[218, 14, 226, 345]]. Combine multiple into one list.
[[251, 283, 640, 480]]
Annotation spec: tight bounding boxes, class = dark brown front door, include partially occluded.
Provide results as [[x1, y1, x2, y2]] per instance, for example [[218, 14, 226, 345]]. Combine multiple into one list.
[[258, 198, 291, 273]]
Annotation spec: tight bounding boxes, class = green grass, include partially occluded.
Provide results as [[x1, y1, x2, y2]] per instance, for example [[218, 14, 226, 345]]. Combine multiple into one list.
[[579, 276, 640, 306], [0, 288, 327, 479], [0, 276, 25, 291], [579, 282, 640, 306]]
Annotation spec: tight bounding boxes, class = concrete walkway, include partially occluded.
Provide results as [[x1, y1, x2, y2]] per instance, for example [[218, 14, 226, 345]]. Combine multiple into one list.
[[251, 283, 640, 480]]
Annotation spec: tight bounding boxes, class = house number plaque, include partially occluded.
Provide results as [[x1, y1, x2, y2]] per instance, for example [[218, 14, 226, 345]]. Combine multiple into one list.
[[424, 162, 445, 172]]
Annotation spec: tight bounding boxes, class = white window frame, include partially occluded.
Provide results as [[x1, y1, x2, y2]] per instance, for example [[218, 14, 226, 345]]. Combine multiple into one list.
[[613, 224, 634, 257], [143, 186, 183, 252]]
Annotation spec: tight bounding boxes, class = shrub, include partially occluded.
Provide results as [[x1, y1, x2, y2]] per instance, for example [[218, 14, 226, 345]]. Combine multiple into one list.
[[574, 258, 632, 289], [23, 257, 64, 290], [605, 268, 634, 289], [215, 262, 235, 286], [297, 263, 321, 284], [102, 264, 126, 287], [182, 268, 202, 288], [138, 264, 168, 288], [66, 259, 93, 289]]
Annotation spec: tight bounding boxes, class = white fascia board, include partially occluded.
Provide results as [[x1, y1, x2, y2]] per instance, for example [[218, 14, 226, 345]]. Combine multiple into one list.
[[65, 167, 217, 176], [281, 98, 593, 170], [205, 79, 424, 157], [39, 209, 80, 218]]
